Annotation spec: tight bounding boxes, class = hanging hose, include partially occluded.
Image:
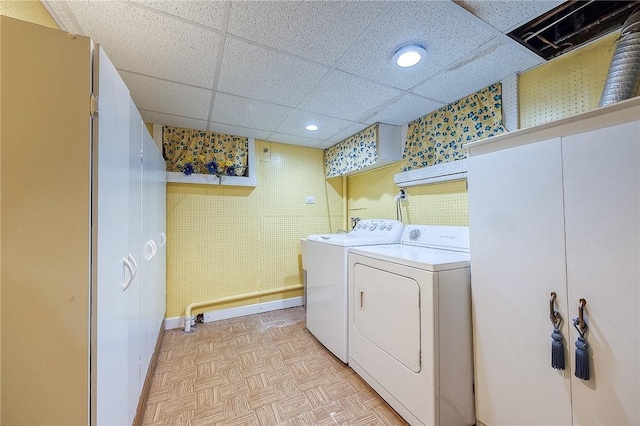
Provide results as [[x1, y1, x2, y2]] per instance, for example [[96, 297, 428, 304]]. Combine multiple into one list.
[[599, 7, 640, 107]]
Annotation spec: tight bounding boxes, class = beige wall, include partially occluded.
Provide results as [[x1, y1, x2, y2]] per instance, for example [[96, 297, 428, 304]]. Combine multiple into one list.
[[2, 15, 92, 424], [0, 3, 59, 423], [165, 140, 344, 318]]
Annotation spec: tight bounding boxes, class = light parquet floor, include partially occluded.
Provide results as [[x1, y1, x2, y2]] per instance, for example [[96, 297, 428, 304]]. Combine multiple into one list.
[[142, 307, 408, 425]]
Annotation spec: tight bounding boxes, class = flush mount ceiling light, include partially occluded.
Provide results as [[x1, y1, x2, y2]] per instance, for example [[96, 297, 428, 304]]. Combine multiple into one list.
[[393, 44, 426, 68], [305, 124, 319, 131]]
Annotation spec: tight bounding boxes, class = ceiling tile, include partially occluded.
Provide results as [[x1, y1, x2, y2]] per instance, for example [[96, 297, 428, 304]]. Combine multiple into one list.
[[131, 1, 226, 30], [455, 1, 564, 32], [337, 1, 496, 90], [217, 38, 329, 107], [412, 38, 543, 104], [43, 1, 81, 33], [266, 133, 324, 148], [120, 71, 212, 120], [211, 92, 293, 131], [297, 70, 402, 122], [138, 110, 208, 131], [364, 93, 446, 126], [323, 122, 372, 145], [227, 1, 388, 66], [65, 1, 220, 87], [314, 140, 339, 149], [208, 122, 271, 140], [273, 109, 357, 141]]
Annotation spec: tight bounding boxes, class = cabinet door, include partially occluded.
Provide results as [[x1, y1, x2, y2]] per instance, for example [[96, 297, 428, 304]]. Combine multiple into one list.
[[468, 138, 572, 425], [154, 143, 167, 331], [562, 121, 640, 425], [128, 100, 144, 416], [94, 46, 132, 426], [140, 129, 158, 376]]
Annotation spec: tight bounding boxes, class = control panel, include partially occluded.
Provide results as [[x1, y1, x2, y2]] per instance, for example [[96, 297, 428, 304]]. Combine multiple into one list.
[[400, 224, 470, 252], [350, 219, 404, 238]]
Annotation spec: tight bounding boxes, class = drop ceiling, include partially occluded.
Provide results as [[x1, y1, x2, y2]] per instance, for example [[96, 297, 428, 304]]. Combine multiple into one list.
[[43, 0, 564, 149]]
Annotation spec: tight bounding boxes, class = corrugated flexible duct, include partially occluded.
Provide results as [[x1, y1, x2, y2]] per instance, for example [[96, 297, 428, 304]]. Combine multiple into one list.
[[599, 8, 640, 106]]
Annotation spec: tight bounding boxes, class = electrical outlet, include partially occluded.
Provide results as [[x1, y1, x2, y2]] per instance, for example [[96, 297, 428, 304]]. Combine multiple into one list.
[[305, 196, 315, 204]]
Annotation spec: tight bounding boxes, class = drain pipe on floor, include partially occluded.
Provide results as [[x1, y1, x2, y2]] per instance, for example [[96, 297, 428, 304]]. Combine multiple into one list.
[[183, 284, 303, 332], [599, 7, 640, 106]]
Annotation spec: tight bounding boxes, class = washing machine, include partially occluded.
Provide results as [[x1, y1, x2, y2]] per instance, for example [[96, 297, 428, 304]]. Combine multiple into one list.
[[300, 219, 403, 363], [348, 225, 474, 426]]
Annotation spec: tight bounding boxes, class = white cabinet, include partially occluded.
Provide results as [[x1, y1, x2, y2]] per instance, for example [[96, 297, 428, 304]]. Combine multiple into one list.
[[140, 127, 166, 376], [562, 121, 639, 424], [0, 16, 166, 425], [94, 45, 134, 426], [128, 99, 144, 421], [467, 98, 640, 426]]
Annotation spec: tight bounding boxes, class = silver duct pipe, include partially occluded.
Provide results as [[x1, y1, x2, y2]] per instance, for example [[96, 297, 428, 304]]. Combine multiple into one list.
[[599, 8, 640, 107]]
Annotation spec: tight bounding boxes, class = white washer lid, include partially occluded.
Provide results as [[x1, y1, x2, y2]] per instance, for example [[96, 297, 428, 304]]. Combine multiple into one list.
[[306, 234, 400, 247]]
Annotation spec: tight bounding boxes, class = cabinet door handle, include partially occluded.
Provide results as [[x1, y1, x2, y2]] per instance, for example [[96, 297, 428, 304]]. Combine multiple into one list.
[[359, 290, 365, 310], [575, 298, 587, 334], [573, 298, 590, 380], [145, 240, 157, 261], [549, 292, 562, 327], [160, 232, 167, 247], [122, 257, 134, 291], [128, 254, 138, 279], [549, 292, 565, 370]]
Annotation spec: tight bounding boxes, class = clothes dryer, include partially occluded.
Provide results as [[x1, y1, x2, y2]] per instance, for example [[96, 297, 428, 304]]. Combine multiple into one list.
[[300, 219, 403, 363], [348, 225, 474, 426]]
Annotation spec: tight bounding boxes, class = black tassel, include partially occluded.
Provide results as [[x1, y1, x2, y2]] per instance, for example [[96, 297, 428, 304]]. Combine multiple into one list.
[[551, 327, 565, 370], [575, 335, 590, 380]]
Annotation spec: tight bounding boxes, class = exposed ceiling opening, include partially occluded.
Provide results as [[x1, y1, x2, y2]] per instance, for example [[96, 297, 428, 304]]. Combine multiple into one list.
[[509, 0, 640, 60]]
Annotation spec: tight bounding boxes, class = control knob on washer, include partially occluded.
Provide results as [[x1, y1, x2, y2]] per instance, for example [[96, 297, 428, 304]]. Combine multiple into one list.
[[409, 228, 421, 241]]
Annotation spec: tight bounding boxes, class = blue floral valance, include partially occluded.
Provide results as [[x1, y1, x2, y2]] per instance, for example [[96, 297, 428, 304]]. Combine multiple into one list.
[[324, 123, 378, 178], [163, 126, 248, 176], [402, 83, 506, 171]]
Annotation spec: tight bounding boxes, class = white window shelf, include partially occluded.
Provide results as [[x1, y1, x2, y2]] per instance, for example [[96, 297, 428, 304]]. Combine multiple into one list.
[[165, 172, 257, 187], [153, 125, 257, 187], [394, 158, 467, 188]]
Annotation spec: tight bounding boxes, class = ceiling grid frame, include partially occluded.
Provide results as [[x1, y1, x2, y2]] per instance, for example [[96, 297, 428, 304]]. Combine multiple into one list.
[[43, 0, 581, 148]]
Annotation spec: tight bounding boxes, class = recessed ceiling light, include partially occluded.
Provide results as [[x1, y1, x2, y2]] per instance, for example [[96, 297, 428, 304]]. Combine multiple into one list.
[[305, 124, 319, 131], [393, 44, 426, 68]]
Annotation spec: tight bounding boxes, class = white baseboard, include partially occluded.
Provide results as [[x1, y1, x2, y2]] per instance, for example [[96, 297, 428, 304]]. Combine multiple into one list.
[[164, 316, 185, 330], [164, 296, 304, 330]]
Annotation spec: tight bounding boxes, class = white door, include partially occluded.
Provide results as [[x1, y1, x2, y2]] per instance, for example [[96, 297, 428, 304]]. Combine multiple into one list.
[[150, 142, 166, 334], [141, 128, 159, 374], [157, 151, 167, 330], [352, 263, 421, 372], [127, 100, 144, 415], [93, 46, 132, 426], [468, 137, 572, 425], [562, 121, 640, 425]]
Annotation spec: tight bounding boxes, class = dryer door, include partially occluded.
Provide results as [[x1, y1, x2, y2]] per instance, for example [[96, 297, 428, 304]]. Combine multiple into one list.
[[353, 263, 421, 372]]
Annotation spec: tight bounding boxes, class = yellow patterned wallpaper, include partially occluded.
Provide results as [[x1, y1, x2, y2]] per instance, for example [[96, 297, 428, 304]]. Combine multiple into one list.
[[165, 141, 344, 317], [519, 32, 618, 128], [347, 163, 469, 226]]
